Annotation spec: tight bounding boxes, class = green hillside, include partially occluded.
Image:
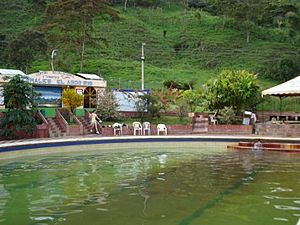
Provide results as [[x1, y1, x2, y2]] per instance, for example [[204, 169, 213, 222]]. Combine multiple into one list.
[[0, 0, 299, 91]]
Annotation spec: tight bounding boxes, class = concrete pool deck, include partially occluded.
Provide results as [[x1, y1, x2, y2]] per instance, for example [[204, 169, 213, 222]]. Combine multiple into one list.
[[1, 134, 300, 153]]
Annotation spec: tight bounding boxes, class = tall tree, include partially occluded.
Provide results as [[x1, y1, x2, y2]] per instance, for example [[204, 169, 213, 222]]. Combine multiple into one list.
[[7, 29, 47, 71], [44, 0, 119, 72]]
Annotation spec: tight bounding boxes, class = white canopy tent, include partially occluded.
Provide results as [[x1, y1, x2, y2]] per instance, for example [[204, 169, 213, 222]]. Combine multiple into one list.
[[262, 76, 300, 97]]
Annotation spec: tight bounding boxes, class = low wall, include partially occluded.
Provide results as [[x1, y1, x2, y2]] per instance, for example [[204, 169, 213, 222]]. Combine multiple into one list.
[[167, 125, 192, 134], [69, 125, 82, 136], [35, 124, 49, 138], [208, 125, 253, 134], [256, 123, 300, 137], [0, 124, 49, 140]]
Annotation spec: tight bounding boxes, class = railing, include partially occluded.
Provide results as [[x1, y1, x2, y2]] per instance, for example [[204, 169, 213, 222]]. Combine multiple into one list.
[[56, 109, 70, 135], [36, 110, 50, 138], [70, 111, 83, 135], [84, 109, 91, 120], [37, 110, 49, 127]]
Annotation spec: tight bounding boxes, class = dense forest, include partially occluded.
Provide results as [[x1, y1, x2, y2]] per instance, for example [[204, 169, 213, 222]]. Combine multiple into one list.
[[0, 0, 300, 90]]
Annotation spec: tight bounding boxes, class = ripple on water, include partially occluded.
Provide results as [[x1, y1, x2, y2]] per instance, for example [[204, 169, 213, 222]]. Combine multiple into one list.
[[274, 205, 300, 210], [96, 208, 108, 211], [30, 216, 54, 221], [271, 187, 293, 193], [273, 217, 289, 222], [264, 195, 300, 200]]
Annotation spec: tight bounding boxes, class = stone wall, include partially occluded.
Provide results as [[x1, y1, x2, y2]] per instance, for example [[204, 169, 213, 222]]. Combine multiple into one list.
[[256, 123, 300, 137], [208, 125, 253, 134]]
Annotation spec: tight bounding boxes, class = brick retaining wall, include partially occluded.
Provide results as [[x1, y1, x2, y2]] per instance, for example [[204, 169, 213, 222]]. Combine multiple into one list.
[[69, 125, 82, 136], [208, 125, 253, 134]]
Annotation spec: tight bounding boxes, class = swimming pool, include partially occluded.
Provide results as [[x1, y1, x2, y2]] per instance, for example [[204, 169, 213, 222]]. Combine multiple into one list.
[[0, 142, 299, 225]]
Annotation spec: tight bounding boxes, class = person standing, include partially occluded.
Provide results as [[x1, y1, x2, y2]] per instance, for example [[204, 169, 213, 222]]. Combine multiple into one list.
[[90, 110, 101, 134], [251, 111, 257, 134]]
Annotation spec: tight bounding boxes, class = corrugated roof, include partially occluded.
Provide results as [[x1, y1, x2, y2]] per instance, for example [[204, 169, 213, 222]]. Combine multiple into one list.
[[0, 69, 26, 76], [76, 73, 103, 80]]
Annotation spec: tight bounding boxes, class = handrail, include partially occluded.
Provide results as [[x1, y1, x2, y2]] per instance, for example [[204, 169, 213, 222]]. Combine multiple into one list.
[[70, 111, 83, 135], [37, 110, 49, 127], [84, 109, 91, 120], [56, 109, 70, 135]]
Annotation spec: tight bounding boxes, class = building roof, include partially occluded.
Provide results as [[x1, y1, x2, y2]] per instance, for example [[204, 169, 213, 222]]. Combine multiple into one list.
[[76, 73, 103, 80], [0, 69, 26, 76], [262, 75, 300, 97]]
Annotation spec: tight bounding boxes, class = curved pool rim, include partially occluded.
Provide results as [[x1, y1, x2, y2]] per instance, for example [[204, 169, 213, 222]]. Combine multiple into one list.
[[1, 135, 300, 153]]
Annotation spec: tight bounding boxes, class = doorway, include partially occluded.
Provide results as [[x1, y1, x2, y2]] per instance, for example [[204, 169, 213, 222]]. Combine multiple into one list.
[[84, 87, 97, 108]]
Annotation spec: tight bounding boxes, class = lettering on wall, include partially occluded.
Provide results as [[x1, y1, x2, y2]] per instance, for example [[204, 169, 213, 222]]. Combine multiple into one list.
[[28, 77, 93, 86]]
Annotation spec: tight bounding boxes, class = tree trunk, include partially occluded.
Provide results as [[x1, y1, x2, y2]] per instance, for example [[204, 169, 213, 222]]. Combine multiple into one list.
[[222, 15, 226, 29], [124, 0, 128, 11], [246, 29, 250, 44], [80, 35, 85, 72]]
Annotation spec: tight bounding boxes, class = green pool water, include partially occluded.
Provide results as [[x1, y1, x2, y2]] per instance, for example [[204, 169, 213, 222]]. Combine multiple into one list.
[[0, 142, 299, 225]]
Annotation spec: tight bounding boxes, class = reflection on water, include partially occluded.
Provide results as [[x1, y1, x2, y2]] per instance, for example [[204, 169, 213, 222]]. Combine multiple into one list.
[[0, 144, 299, 225]]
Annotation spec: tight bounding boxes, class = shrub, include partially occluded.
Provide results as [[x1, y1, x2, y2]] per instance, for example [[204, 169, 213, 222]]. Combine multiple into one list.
[[0, 75, 37, 138], [202, 70, 260, 114]]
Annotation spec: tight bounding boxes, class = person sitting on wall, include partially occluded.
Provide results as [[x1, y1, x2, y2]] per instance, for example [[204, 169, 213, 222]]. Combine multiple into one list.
[[90, 110, 102, 134]]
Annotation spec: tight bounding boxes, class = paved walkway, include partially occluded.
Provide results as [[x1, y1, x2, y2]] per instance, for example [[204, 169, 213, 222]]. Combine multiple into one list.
[[1, 134, 300, 150]]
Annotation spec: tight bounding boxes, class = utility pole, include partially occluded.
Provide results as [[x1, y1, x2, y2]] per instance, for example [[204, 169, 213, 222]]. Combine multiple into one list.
[[51, 49, 57, 72], [141, 43, 146, 90]]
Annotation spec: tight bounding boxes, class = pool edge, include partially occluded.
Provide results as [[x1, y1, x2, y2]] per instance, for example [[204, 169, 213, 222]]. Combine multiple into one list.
[[1, 135, 300, 153]]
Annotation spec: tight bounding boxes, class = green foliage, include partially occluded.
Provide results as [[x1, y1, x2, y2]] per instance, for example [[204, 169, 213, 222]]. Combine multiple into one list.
[[203, 70, 260, 114], [163, 79, 196, 90], [147, 90, 174, 118], [104, 115, 192, 125], [7, 29, 47, 70], [97, 91, 119, 120], [175, 98, 189, 120], [0, 0, 299, 101], [261, 56, 300, 82], [134, 94, 149, 122], [218, 106, 238, 124], [178, 89, 203, 112], [43, 0, 119, 72], [0, 75, 37, 138]]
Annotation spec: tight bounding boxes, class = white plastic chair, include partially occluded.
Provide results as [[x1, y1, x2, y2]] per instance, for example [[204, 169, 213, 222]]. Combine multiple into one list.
[[209, 115, 218, 125], [132, 122, 142, 135], [157, 124, 167, 135], [112, 123, 123, 136], [142, 122, 151, 135]]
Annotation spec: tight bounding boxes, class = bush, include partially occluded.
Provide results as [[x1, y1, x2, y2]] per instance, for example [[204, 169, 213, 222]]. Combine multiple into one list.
[[218, 107, 239, 124], [0, 75, 37, 138], [202, 70, 260, 114], [97, 91, 119, 121]]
